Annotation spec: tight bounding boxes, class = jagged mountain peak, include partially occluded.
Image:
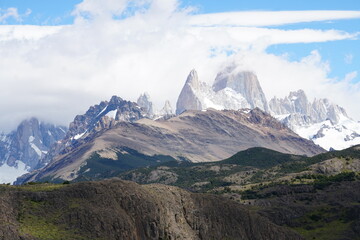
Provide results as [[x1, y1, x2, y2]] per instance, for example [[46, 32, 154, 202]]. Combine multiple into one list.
[[213, 67, 269, 112], [269, 89, 359, 150], [176, 70, 203, 115], [269, 89, 310, 116], [176, 67, 268, 115], [269, 90, 348, 125], [39, 96, 147, 168], [185, 69, 203, 91], [137, 92, 154, 117], [159, 100, 174, 117], [109, 95, 124, 105], [187, 69, 199, 82], [0, 117, 67, 183]]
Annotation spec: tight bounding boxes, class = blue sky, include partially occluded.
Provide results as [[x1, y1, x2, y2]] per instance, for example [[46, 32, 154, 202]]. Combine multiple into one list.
[[0, 0, 360, 130], [1, 0, 360, 23]]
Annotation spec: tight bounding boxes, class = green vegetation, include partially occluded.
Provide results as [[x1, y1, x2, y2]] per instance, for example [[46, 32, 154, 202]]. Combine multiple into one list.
[[2, 145, 360, 240], [222, 147, 305, 168], [9, 182, 67, 192], [75, 147, 176, 181], [18, 198, 87, 240], [19, 213, 85, 240], [293, 207, 353, 240]]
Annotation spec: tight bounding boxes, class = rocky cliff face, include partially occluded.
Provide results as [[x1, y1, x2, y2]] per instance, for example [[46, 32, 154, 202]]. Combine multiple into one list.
[[0, 118, 66, 183], [213, 66, 269, 112], [40, 96, 147, 168], [137, 92, 155, 118], [176, 68, 269, 115], [176, 67, 360, 150], [269, 90, 348, 126], [176, 70, 204, 114], [0, 179, 302, 240], [269, 90, 310, 116], [269, 90, 360, 150]]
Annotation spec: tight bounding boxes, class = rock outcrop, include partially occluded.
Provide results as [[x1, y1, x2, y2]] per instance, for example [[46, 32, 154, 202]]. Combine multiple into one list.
[[137, 92, 155, 118], [213, 67, 269, 112], [39, 96, 147, 168], [176, 68, 269, 115], [0, 179, 303, 240], [176, 69, 204, 114], [0, 118, 66, 171], [269, 90, 348, 126], [269, 90, 360, 150]]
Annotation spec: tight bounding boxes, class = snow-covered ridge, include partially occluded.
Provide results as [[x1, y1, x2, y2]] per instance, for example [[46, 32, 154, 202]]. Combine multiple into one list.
[[270, 89, 360, 150], [294, 116, 360, 150], [176, 68, 360, 151]]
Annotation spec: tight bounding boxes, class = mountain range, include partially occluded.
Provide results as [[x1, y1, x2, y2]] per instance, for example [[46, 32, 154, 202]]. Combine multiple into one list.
[[176, 66, 360, 151], [16, 106, 323, 184], [0, 63, 359, 239], [1, 63, 359, 184]]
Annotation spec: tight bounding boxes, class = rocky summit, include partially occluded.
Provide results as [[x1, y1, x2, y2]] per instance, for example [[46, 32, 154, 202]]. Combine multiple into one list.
[[269, 90, 360, 150], [39, 95, 147, 169], [176, 68, 268, 115], [213, 65, 269, 112], [0, 118, 66, 183], [176, 67, 360, 151]]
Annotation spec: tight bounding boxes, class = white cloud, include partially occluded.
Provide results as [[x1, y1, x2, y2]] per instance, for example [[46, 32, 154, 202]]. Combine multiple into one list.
[[190, 11, 360, 27], [0, 25, 63, 41], [0, 7, 21, 23], [0, 0, 359, 132], [0, 7, 31, 23]]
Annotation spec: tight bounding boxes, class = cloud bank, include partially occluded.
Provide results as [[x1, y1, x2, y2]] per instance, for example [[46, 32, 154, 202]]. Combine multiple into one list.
[[0, 0, 359, 132]]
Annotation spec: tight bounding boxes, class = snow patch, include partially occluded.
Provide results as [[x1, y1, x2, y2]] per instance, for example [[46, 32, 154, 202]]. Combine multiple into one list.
[[30, 143, 43, 157], [0, 161, 29, 184], [106, 110, 117, 119], [74, 131, 87, 140], [96, 106, 108, 117], [27, 135, 43, 156], [240, 109, 251, 114], [28, 136, 35, 143]]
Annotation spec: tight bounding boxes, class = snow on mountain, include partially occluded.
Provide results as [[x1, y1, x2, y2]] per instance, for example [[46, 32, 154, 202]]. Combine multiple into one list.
[[295, 117, 360, 150], [176, 69, 266, 114], [137, 92, 155, 118], [0, 161, 29, 184], [270, 91, 360, 150], [0, 118, 66, 184], [213, 66, 269, 112], [39, 96, 148, 168], [159, 100, 173, 116], [176, 67, 359, 151], [137, 92, 174, 119]]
